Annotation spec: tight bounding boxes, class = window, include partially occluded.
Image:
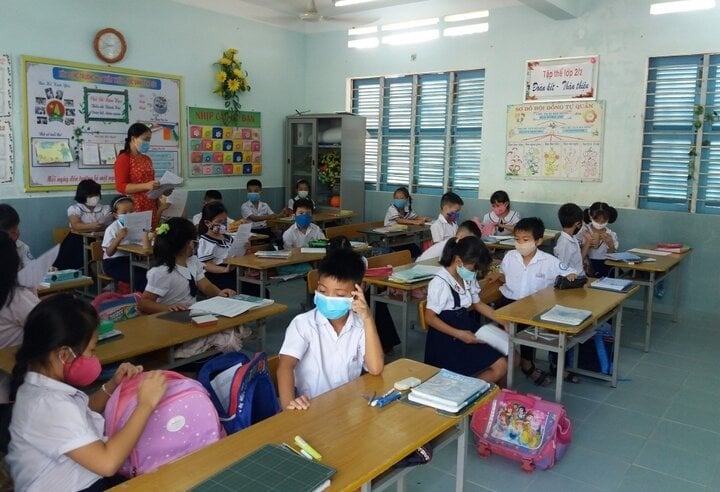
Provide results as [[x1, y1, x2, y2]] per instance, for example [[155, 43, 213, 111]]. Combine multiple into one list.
[[351, 69, 485, 196], [640, 54, 720, 214]]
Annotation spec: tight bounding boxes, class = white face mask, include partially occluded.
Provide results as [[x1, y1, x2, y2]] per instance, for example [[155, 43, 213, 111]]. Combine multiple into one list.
[[590, 220, 607, 230], [86, 196, 100, 207], [515, 241, 537, 257], [297, 190, 309, 198]]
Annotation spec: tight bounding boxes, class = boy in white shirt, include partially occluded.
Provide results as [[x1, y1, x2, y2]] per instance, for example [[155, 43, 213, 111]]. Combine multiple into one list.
[[282, 199, 325, 249], [192, 189, 223, 226], [430, 192, 463, 243], [417, 220, 482, 263], [277, 249, 384, 410], [554, 203, 585, 276], [240, 179, 276, 238]]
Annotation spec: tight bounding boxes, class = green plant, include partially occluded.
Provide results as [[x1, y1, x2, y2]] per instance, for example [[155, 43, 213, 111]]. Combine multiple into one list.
[[318, 150, 341, 189], [688, 104, 718, 179], [213, 48, 250, 125]]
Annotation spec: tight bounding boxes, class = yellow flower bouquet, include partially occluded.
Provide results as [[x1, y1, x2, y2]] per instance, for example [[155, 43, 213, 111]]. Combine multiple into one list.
[[318, 151, 341, 189], [213, 48, 250, 124]]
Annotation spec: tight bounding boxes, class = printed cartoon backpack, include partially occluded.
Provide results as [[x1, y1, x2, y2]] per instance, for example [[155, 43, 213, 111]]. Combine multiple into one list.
[[104, 370, 223, 477], [198, 351, 280, 435], [91, 292, 141, 322], [470, 389, 572, 472]]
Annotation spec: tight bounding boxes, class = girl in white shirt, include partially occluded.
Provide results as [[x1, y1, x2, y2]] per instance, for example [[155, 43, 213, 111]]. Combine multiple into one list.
[[577, 202, 619, 277], [383, 187, 428, 226], [481, 190, 521, 237], [7, 294, 167, 491], [285, 179, 316, 215], [197, 201, 237, 291], [102, 196, 147, 291]]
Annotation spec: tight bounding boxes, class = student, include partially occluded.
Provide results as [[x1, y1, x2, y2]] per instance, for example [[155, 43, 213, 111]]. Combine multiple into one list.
[[138, 218, 243, 357], [430, 192, 463, 244], [577, 202, 619, 277], [192, 190, 223, 226], [240, 179, 276, 238], [0, 204, 33, 268], [384, 187, 428, 226], [285, 179, 315, 214], [282, 199, 325, 249], [417, 220, 482, 263], [481, 190, 521, 236], [197, 201, 236, 291], [554, 203, 585, 276], [489, 217, 578, 386], [424, 236, 507, 382], [102, 196, 147, 292], [277, 249, 384, 410], [6, 294, 167, 491], [54, 179, 112, 270]]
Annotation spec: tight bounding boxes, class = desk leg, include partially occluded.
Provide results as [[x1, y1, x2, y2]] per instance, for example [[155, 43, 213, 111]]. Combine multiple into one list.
[[128, 254, 135, 292], [257, 319, 267, 352], [555, 333, 566, 402], [401, 291, 409, 357], [612, 307, 623, 388], [644, 272, 655, 352], [672, 264, 683, 323], [360, 482, 371, 492], [455, 416, 468, 492], [507, 322, 516, 389], [260, 270, 267, 298], [370, 284, 378, 314]]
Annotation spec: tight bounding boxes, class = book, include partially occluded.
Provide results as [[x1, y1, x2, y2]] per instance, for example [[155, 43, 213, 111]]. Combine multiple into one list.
[[628, 247, 671, 257], [98, 328, 123, 342], [590, 277, 634, 292], [656, 242, 691, 253], [605, 251, 642, 262], [409, 369, 490, 412], [255, 250, 291, 258], [300, 247, 327, 254], [388, 264, 440, 283], [408, 389, 484, 413], [192, 314, 218, 327], [539, 304, 592, 326], [474, 324, 509, 355], [190, 295, 274, 318], [372, 224, 408, 233]]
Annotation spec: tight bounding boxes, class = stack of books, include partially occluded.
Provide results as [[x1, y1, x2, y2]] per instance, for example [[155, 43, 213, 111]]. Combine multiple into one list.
[[590, 277, 634, 292], [255, 250, 291, 258], [388, 264, 440, 283], [656, 242, 691, 253], [539, 304, 592, 326], [408, 369, 490, 413]]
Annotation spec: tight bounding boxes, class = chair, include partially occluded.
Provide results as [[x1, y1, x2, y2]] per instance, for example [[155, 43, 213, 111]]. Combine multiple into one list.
[[325, 220, 383, 240], [52, 227, 70, 244], [307, 269, 319, 295], [366, 249, 412, 269], [418, 299, 428, 332], [267, 354, 279, 396], [91, 241, 114, 295]]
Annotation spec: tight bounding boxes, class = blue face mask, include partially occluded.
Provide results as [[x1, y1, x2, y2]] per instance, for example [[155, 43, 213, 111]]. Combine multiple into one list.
[[393, 199, 407, 209], [295, 213, 312, 229], [138, 141, 150, 154], [314, 291, 352, 320], [457, 264, 476, 282], [117, 214, 126, 226], [248, 192, 260, 202], [447, 211, 460, 224]]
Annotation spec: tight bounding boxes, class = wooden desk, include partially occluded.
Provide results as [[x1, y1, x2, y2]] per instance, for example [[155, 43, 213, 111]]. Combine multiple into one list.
[[362, 224, 432, 249], [0, 303, 288, 374], [117, 243, 153, 290], [269, 210, 355, 231], [483, 229, 560, 251], [111, 359, 498, 492], [226, 248, 326, 295], [605, 246, 691, 352], [36, 276, 94, 297], [494, 282, 638, 402]]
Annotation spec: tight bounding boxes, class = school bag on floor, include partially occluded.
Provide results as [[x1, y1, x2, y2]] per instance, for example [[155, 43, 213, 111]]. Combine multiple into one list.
[[470, 389, 572, 472], [104, 370, 223, 477], [198, 351, 280, 435]]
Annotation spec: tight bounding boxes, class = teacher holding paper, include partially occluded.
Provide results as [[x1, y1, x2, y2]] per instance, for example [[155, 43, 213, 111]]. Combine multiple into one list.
[[114, 123, 162, 227]]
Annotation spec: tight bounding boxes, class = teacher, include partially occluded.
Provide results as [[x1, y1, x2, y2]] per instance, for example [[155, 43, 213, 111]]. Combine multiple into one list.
[[114, 123, 161, 227]]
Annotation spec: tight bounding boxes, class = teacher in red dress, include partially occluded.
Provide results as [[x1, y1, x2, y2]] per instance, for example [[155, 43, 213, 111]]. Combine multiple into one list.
[[114, 123, 161, 227]]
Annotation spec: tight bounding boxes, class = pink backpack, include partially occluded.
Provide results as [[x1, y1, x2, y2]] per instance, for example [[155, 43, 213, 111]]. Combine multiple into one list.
[[470, 389, 572, 472], [104, 371, 224, 477], [91, 292, 141, 322]]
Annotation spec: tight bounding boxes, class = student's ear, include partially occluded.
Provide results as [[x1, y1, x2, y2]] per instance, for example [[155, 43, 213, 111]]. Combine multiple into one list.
[[535, 238, 544, 247]]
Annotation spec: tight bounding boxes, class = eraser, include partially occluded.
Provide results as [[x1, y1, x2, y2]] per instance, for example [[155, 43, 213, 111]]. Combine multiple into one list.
[[394, 376, 421, 391]]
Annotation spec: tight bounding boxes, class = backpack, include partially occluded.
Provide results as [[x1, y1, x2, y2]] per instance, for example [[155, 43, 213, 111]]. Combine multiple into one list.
[[578, 323, 614, 375], [91, 292, 141, 322], [198, 352, 280, 435], [471, 389, 572, 472], [104, 371, 223, 477]]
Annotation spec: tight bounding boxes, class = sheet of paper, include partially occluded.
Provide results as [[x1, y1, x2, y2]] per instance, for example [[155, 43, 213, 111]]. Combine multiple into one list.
[[34, 139, 73, 164], [123, 210, 152, 245], [98, 143, 117, 165], [81, 143, 100, 165], [628, 248, 671, 257], [163, 188, 187, 217], [227, 222, 252, 258], [18, 244, 60, 288], [146, 170, 183, 199]]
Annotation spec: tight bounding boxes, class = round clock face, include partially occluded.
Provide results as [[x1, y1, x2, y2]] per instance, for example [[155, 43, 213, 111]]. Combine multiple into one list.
[[94, 28, 126, 63]]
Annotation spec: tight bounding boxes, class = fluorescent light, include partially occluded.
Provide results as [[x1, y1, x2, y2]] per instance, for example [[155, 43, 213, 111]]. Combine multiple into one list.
[[348, 26, 378, 36], [381, 29, 439, 45], [443, 23, 489, 37], [381, 18, 439, 32], [444, 10, 489, 22], [650, 0, 715, 14], [335, 0, 378, 6], [348, 37, 380, 49]]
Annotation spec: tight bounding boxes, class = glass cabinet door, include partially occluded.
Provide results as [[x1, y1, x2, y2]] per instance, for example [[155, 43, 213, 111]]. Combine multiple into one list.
[[288, 120, 316, 202]]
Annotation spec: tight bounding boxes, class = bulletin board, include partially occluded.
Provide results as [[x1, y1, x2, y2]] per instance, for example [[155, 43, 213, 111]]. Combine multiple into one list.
[[505, 100, 604, 181], [187, 106, 261, 177], [22, 56, 183, 191]]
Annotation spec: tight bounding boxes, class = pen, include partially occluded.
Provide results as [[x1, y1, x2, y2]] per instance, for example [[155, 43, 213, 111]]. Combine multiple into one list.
[[295, 435, 322, 460], [367, 391, 376, 406], [280, 442, 307, 459], [371, 391, 402, 408]]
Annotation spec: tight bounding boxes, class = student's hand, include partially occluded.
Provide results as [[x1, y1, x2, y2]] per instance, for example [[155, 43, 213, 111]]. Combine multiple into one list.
[[223, 264, 235, 273], [457, 330, 481, 345], [110, 362, 144, 390], [286, 395, 311, 410], [145, 180, 160, 191], [485, 271, 503, 284], [163, 189, 173, 197], [281, 208, 293, 217], [227, 221, 240, 233], [566, 273, 577, 282], [117, 227, 128, 240], [350, 283, 370, 319], [137, 371, 168, 410], [218, 288, 236, 297], [168, 304, 190, 311]]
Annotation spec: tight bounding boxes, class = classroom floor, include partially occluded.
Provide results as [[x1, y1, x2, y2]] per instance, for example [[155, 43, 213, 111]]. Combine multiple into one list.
[[248, 279, 720, 492]]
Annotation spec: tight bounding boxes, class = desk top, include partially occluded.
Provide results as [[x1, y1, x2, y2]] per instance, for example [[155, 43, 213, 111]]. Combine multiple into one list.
[[37, 276, 93, 296], [111, 358, 498, 491], [494, 282, 638, 334], [605, 245, 691, 273], [362, 224, 431, 237], [270, 210, 356, 225], [117, 243, 153, 256], [484, 229, 560, 251], [78, 230, 105, 238], [0, 303, 288, 374], [226, 248, 326, 270]]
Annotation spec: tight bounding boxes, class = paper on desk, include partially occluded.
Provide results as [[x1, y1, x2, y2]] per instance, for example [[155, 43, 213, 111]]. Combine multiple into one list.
[[163, 188, 187, 217], [146, 171, 183, 199], [227, 222, 252, 258], [628, 248, 671, 257], [123, 210, 152, 245], [18, 244, 60, 288]]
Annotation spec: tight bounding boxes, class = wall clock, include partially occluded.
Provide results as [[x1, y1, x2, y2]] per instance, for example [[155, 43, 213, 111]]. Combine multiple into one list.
[[93, 28, 127, 64]]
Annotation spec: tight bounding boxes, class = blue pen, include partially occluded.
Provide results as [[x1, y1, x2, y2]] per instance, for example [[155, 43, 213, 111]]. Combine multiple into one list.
[[371, 391, 401, 408]]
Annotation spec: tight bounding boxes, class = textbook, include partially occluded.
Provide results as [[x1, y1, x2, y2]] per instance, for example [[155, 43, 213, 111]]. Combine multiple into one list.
[[254, 250, 291, 258], [475, 323, 510, 355], [388, 264, 440, 283], [656, 242, 691, 253], [539, 304, 592, 326], [409, 369, 490, 413], [605, 251, 642, 262], [590, 277, 634, 293], [190, 295, 273, 318]]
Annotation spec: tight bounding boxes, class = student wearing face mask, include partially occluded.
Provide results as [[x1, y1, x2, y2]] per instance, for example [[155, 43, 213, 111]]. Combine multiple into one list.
[[430, 192, 464, 244], [576, 202, 619, 278], [277, 249, 384, 410], [102, 196, 147, 291], [196, 201, 238, 291], [481, 190, 521, 237], [285, 179, 315, 215]]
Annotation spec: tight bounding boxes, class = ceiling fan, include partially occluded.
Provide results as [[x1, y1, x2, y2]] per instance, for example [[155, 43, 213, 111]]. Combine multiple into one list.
[[264, 0, 378, 26]]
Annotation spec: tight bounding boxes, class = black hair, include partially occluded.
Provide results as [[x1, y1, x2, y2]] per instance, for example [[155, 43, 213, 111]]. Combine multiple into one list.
[[440, 191, 464, 208], [111, 195, 133, 213], [393, 186, 413, 213], [514, 217, 545, 240], [74, 179, 102, 204], [327, 235, 352, 254], [318, 248, 365, 285], [583, 202, 618, 224], [153, 217, 197, 272], [204, 190, 223, 201], [558, 203, 584, 228], [458, 220, 482, 237], [0, 204, 20, 232], [121, 122, 151, 154], [490, 190, 511, 206], [295, 179, 310, 190], [0, 231, 19, 309], [10, 294, 98, 399], [292, 198, 315, 214], [246, 179, 262, 190], [439, 236, 492, 278], [198, 201, 228, 235]]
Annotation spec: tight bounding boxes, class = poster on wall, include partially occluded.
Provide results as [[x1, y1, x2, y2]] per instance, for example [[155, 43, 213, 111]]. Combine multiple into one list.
[[187, 106, 261, 177], [0, 120, 14, 183], [0, 54, 12, 117], [22, 56, 182, 191], [506, 100, 604, 181], [525, 55, 598, 102]]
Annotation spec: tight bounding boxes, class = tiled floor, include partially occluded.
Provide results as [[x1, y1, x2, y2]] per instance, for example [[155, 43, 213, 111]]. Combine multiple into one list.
[[249, 280, 720, 491]]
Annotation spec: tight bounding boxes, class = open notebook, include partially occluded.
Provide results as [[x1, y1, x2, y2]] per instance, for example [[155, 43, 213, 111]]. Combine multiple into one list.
[[190, 295, 274, 318]]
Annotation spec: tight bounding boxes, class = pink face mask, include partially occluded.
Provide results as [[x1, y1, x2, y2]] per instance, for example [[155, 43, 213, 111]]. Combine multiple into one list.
[[63, 348, 102, 387], [492, 204, 508, 216]]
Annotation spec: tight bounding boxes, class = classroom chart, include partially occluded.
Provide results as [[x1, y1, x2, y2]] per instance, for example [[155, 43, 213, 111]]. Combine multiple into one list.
[[187, 106, 261, 177], [22, 56, 182, 191]]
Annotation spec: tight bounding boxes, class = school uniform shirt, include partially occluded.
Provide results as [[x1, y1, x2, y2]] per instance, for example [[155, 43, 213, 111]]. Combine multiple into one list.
[[416, 238, 448, 262], [197, 233, 233, 265], [288, 196, 315, 211], [426, 267, 480, 314], [282, 223, 325, 249], [193, 213, 236, 227], [554, 231, 585, 275], [481, 209, 521, 236], [576, 223, 619, 260], [101, 219, 131, 260], [383, 205, 418, 226], [430, 213, 457, 243], [240, 200, 274, 229], [66, 202, 111, 227], [144, 255, 205, 306], [7, 372, 105, 492], [279, 308, 366, 399], [499, 249, 577, 300], [16, 239, 33, 268], [0, 287, 39, 403]]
